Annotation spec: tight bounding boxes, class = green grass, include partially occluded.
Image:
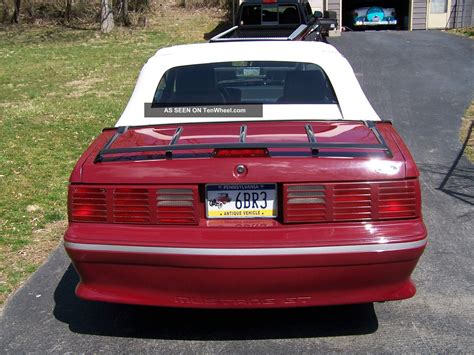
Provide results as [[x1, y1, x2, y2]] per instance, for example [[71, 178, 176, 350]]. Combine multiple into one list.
[[460, 101, 474, 162], [447, 27, 474, 39], [0, 8, 221, 304]]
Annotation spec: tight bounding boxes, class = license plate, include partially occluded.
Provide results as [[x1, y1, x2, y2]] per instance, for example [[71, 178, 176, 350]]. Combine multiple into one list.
[[206, 184, 277, 219]]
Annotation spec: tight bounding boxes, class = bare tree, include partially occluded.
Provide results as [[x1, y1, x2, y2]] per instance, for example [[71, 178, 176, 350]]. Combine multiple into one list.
[[11, 0, 20, 23], [65, 0, 72, 22], [25, 0, 33, 18], [1, 0, 10, 23], [122, 0, 131, 26], [101, 0, 114, 33]]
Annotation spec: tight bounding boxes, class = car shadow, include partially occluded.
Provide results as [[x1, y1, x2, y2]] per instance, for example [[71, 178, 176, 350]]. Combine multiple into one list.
[[53, 265, 379, 340], [419, 123, 474, 206], [437, 122, 474, 205]]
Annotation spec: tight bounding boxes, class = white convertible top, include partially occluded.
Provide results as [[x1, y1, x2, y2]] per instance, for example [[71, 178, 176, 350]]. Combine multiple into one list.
[[116, 41, 380, 127]]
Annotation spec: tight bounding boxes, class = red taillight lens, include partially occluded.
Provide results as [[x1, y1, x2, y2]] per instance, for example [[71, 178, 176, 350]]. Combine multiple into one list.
[[69, 185, 199, 225], [285, 185, 327, 223], [157, 188, 197, 224], [113, 188, 151, 224], [70, 187, 107, 222], [213, 148, 269, 158], [378, 181, 419, 219], [333, 183, 372, 221], [284, 180, 420, 224]]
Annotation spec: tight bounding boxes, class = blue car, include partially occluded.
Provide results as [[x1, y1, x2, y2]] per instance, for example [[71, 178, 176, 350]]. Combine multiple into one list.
[[353, 6, 397, 27]]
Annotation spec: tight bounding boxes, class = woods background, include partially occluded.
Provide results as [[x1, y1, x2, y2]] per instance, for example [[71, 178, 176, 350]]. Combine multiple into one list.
[[0, 0, 232, 31]]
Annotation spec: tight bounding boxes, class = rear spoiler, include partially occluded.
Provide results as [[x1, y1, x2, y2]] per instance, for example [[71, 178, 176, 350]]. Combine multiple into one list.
[[209, 24, 319, 43], [94, 121, 393, 163]]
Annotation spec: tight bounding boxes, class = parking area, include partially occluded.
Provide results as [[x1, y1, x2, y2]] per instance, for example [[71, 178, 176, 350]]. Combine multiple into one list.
[[0, 30, 473, 353]]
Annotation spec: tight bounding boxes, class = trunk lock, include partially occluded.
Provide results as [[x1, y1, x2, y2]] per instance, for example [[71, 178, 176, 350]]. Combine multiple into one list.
[[235, 164, 247, 176]]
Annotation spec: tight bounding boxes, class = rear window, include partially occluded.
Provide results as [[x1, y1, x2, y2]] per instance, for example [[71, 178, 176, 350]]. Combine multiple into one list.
[[152, 61, 338, 106], [241, 4, 301, 25]]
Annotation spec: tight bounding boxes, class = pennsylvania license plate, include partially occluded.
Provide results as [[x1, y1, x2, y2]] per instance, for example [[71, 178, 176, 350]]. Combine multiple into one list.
[[206, 184, 277, 219]]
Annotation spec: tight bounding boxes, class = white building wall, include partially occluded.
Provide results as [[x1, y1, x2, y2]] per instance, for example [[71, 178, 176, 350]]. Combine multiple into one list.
[[308, 0, 324, 11]]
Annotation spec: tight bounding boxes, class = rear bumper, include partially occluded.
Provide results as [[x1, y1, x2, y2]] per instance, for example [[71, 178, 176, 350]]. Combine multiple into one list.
[[64, 220, 427, 308], [354, 20, 397, 26]]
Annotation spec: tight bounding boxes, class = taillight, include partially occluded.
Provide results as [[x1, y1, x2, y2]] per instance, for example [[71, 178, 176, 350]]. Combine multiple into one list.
[[157, 188, 197, 224], [70, 187, 107, 222], [378, 181, 418, 219], [69, 185, 198, 225], [333, 183, 372, 221], [213, 148, 269, 158], [285, 185, 327, 223], [284, 180, 420, 224], [113, 188, 151, 224]]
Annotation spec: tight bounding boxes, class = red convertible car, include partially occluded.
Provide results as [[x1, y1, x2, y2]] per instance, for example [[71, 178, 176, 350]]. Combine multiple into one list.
[[64, 40, 427, 308]]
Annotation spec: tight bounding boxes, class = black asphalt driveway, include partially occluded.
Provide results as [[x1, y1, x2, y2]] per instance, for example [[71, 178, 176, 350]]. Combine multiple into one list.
[[1, 31, 473, 353]]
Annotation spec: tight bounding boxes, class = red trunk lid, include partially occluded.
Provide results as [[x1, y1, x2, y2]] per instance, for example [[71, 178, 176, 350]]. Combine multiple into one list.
[[74, 121, 416, 184]]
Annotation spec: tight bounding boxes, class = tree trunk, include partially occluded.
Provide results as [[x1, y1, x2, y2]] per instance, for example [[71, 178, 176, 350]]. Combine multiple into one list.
[[1, 0, 10, 23], [65, 0, 72, 22], [101, 0, 114, 33], [26, 0, 33, 18], [122, 0, 131, 26], [11, 0, 20, 23]]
